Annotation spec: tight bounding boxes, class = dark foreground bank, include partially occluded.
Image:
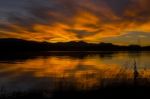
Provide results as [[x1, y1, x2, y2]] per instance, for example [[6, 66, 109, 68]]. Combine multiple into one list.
[[1, 82, 150, 99]]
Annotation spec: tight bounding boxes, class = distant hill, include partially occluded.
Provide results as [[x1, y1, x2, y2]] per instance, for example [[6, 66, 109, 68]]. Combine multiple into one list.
[[0, 38, 150, 51], [0, 38, 47, 51]]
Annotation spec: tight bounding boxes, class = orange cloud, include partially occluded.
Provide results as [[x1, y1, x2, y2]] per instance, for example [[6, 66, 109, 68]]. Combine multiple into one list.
[[0, 0, 150, 45]]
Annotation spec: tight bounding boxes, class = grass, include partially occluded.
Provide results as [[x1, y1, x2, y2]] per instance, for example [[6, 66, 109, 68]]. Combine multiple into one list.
[[0, 85, 150, 99], [1, 77, 150, 99]]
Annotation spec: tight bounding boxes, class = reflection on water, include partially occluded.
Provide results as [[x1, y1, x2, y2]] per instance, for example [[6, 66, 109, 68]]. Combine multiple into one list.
[[0, 51, 150, 95]]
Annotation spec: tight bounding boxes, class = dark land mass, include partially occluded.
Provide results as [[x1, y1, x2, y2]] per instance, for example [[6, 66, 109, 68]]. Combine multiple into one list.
[[1, 80, 150, 99], [0, 38, 150, 52]]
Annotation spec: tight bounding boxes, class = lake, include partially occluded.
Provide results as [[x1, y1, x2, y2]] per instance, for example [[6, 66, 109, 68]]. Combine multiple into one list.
[[0, 51, 150, 98]]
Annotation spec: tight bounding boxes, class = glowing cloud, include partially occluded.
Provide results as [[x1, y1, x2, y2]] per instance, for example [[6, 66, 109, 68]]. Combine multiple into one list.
[[0, 0, 150, 45]]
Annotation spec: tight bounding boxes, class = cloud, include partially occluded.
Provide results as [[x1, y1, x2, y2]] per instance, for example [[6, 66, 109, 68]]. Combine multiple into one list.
[[0, 0, 150, 45]]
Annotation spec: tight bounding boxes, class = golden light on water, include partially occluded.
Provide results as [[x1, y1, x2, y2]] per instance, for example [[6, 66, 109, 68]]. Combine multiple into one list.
[[1, 52, 150, 90]]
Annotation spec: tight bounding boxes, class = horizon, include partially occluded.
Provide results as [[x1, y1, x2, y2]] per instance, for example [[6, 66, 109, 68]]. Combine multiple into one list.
[[0, 38, 150, 47], [0, 0, 150, 46]]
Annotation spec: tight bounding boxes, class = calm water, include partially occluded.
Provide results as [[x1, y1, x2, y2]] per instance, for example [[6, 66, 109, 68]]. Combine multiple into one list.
[[0, 51, 150, 97]]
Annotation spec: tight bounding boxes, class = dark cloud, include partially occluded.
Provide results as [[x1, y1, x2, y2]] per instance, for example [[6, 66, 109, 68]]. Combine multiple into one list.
[[124, 0, 150, 21], [66, 29, 95, 38]]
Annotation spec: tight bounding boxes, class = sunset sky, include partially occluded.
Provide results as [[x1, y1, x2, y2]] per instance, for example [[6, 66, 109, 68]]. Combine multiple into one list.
[[0, 0, 150, 45]]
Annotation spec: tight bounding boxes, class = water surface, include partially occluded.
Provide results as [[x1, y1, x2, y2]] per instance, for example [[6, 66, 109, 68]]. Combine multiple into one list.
[[0, 51, 150, 98]]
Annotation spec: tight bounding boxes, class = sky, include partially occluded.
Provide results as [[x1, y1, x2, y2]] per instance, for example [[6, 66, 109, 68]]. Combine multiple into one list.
[[0, 0, 150, 45]]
